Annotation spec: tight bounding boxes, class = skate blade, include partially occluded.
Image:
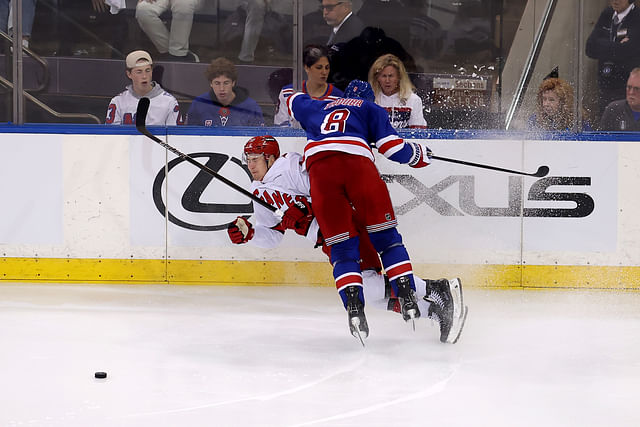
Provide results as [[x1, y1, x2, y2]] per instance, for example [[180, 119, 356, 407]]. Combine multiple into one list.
[[447, 305, 468, 344], [350, 318, 366, 347], [448, 278, 464, 320], [404, 310, 418, 331]]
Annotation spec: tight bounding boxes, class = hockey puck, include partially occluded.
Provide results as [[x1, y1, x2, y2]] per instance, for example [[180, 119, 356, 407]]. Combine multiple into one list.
[[94, 371, 107, 379]]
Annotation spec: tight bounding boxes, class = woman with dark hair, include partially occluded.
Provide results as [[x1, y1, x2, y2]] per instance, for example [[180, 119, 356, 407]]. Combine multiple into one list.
[[273, 44, 344, 126], [528, 78, 592, 131]]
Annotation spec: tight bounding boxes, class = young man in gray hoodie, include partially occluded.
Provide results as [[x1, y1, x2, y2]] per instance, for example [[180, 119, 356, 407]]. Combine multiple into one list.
[[106, 50, 182, 125]]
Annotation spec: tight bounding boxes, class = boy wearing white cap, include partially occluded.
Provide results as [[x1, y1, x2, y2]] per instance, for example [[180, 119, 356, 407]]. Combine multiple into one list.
[[106, 50, 182, 125]]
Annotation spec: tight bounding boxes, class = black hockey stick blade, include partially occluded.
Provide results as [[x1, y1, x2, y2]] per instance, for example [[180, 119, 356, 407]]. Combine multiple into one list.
[[532, 165, 550, 177], [136, 97, 151, 128], [431, 155, 550, 178], [134, 98, 281, 216]]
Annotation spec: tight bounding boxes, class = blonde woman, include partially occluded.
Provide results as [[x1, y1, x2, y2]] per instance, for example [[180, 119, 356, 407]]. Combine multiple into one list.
[[368, 54, 427, 129]]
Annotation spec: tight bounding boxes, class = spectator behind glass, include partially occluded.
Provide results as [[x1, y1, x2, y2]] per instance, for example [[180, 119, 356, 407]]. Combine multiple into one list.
[[106, 50, 182, 125], [0, 0, 36, 49], [368, 53, 426, 129], [321, 0, 365, 89], [186, 57, 264, 127], [238, 0, 265, 63], [273, 44, 344, 126], [586, 0, 640, 115], [528, 78, 592, 132], [136, 0, 202, 62], [322, 0, 364, 46], [600, 67, 640, 130], [330, 26, 419, 91]]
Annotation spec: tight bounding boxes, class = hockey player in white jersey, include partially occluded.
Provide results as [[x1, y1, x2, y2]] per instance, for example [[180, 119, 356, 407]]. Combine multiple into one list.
[[227, 135, 466, 344], [106, 50, 182, 126], [228, 135, 321, 250]]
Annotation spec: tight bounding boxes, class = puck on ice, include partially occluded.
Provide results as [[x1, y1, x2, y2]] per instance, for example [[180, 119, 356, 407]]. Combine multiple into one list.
[[94, 371, 107, 379]]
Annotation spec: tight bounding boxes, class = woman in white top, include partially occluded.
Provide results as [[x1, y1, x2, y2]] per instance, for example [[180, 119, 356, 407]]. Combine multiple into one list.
[[273, 44, 344, 126], [368, 53, 427, 129]]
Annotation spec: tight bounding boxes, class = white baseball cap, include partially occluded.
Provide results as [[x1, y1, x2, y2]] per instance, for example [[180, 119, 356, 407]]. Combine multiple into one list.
[[126, 50, 153, 69]]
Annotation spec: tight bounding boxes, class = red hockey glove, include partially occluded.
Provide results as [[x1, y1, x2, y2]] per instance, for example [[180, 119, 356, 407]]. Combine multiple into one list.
[[280, 201, 314, 236], [408, 142, 432, 168], [293, 213, 313, 236], [281, 201, 308, 229], [227, 217, 255, 244]]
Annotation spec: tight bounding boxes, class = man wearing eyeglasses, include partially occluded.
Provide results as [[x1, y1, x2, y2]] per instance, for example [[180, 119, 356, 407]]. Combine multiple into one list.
[[600, 68, 640, 130], [586, 0, 640, 116], [321, 0, 364, 46], [319, 0, 364, 91]]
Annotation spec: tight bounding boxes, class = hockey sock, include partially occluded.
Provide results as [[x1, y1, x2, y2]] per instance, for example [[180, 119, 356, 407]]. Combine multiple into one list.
[[381, 252, 416, 297], [331, 236, 364, 309], [368, 228, 416, 296]]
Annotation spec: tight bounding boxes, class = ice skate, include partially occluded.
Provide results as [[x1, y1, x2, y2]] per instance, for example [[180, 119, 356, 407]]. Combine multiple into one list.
[[424, 278, 468, 343], [344, 285, 369, 346], [396, 275, 421, 329]]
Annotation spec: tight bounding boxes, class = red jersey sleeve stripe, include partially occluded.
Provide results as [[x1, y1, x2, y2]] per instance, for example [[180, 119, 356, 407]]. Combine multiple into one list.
[[377, 138, 404, 156]]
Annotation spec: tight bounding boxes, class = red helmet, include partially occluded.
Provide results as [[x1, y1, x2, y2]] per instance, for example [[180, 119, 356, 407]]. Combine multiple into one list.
[[243, 135, 280, 163]]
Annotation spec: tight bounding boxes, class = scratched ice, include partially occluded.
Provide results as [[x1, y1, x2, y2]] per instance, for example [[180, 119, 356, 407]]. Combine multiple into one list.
[[1, 283, 638, 427]]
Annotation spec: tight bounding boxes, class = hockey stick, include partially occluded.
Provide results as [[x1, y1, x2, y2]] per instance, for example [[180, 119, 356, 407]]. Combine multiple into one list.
[[135, 97, 283, 216], [431, 155, 549, 178]]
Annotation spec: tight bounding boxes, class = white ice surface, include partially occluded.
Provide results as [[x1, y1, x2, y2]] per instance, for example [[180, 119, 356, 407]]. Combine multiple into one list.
[[1, 283, 639, 427]]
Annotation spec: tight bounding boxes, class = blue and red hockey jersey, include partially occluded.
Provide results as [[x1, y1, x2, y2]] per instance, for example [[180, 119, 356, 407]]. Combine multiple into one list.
[[286, 92, 418, 169]]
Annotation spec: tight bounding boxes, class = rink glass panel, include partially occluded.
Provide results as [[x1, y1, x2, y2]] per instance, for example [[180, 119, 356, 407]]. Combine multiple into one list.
[[2, 0, 608, 132]]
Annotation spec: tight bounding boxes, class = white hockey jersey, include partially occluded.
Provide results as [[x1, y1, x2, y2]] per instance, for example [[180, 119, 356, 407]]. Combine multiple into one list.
[[106, 82, 182, 125], [375, 91, 427, 129], [249, 152, 320, 249], [273, 82, 344, 126]]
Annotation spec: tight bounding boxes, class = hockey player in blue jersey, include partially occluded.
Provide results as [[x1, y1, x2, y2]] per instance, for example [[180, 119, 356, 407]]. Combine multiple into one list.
[[286, 80, 467, 344]]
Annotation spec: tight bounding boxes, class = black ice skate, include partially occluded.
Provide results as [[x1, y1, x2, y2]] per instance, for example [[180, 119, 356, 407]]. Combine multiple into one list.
[[396, 276, 421, 328], [344, 285, 369, 346], [424, 278, 468, 343]]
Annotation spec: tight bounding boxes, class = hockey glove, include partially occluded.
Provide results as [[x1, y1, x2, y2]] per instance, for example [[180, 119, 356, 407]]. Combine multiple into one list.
[[408, 142, 432, 168], [227, 216, 255, 244], [280, 200, 314, 236], [293, 213, 314, 236]]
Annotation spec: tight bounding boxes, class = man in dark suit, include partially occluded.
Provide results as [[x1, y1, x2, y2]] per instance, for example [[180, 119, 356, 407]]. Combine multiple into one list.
[[329, 26, 418, 91], [586, 0, 640, 116], [320, 0, 365, 90], [321, 0, 365, 46]]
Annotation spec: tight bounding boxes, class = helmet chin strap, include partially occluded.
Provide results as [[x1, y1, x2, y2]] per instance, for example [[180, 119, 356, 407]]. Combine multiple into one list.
[[267, 155, 277, 169]]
